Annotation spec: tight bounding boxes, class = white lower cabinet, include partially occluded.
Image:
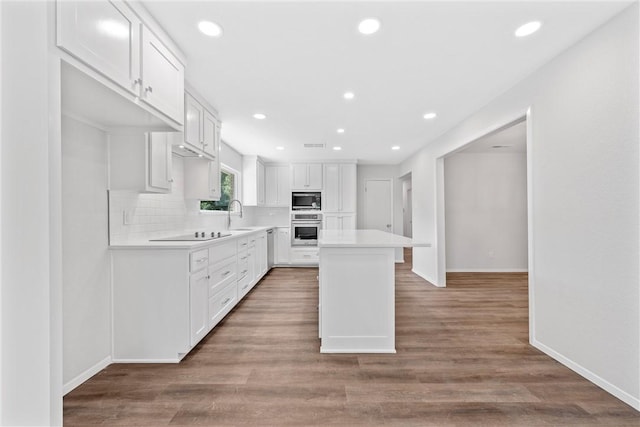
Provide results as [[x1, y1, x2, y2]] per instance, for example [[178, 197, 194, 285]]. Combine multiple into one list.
[[290, 247, 319, 264], [189, 268, 209, 346], [323, 213, 356, 231], [275, 227, 291, 265], [111, 230, 270, 362]]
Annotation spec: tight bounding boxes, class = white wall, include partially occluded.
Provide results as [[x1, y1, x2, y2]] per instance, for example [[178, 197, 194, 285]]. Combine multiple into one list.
[[400, 5, 639, 409], [444, 152, 528, 272], [1, 1, 62, 425], [62, 117, 111, 391]]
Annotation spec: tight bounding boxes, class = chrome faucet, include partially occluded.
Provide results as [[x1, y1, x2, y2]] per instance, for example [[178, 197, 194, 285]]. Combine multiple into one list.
[[227, 199, 243, 230]]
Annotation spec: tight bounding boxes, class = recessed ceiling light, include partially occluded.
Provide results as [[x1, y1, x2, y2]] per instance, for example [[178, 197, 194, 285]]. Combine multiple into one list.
[[515, 21, 541, 38], [423, 112, 437, 120], [198, 21, 223, 37], [343, 91, 355, 100], [253, 113, 266, 120], [178, 145, 185, 149], [198, 154, 204, 158], [391, 146, 400, 150], [333, 146, 342, 151], [358, 18, 381, 35], [337, 128, 345, 134], [276, 146, 284, 150]]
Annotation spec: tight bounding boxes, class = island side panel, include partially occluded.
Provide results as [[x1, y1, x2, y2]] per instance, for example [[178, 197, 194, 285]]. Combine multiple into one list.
[[111, 249, 190, 362], [319, 247, 395, 353]]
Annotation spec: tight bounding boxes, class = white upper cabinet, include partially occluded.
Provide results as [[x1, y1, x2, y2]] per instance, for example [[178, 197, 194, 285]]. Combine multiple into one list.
[[265, 165, 291, 207], [57, 0, 184, 125], [57, 0, 141, 95], [140, 26, 184, 124], [291, 163, 322, 190], [184, 157, 221, 201], [323, 163, 357, 212], [242, 156, 265, 206], [146, 133, 173, 192], [109, 131, 173, 194], [202, 110, 218, 158], [181, 92, 220, 160]]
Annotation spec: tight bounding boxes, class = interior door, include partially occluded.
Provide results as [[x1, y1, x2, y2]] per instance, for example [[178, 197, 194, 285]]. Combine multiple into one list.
[[364, 179, 392, 232], [404, 188, 413, 237]]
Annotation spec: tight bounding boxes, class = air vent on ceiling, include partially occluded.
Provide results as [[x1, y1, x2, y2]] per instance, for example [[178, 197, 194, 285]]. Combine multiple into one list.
[[303, 143, 326, 149]]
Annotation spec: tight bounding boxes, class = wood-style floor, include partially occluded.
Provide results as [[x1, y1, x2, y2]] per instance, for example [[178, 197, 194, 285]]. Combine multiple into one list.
[[64, 250, 640, 426]]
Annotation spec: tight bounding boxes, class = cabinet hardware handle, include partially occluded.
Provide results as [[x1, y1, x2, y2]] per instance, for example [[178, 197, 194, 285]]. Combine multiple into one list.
[[222, 298, 231, 305], [240, 256, 247, 260], [242, 284, 248, 290], [144, 86, 153, 93], [196, 258, 207, 263], [222, 271, 231, 276], [206, 275, 211, 279], [241, 270, 248, 274], [133, 78, 142, 86], [168, 179, 174, 183]]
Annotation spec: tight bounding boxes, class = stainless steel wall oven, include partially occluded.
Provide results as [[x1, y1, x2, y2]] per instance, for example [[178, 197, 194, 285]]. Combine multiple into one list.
[[291, 213, 322, 246]]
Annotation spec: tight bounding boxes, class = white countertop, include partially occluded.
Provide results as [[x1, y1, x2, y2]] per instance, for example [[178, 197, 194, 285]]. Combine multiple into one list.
[[109, 226, 275, 250], [318, 229, 431, 248]]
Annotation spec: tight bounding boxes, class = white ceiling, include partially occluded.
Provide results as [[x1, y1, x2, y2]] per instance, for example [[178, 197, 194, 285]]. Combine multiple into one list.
[[143, 1, 632, 164]]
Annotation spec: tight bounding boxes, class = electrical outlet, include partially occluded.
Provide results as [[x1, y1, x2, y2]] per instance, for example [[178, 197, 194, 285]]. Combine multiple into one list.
[[123, 210, 131, 225]]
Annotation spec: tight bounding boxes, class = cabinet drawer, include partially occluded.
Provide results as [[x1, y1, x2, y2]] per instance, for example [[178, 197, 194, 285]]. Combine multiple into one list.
[[236, 237, 249, 251], [290, 248, 319, 263], [208, 257, 237, 297], [208, 281, 237, 329], [237, 273, 252, 299], [190, 249, 209, 272], [209, 240, 237, 264], [237, 251, 249, 277]]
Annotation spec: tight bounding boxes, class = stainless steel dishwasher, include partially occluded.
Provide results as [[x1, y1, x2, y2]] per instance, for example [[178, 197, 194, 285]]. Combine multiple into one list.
[[267, 228, 275, 268]]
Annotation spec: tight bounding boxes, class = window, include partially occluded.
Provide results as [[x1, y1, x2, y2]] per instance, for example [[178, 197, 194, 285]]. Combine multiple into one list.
[[200, 166, 238, 211]]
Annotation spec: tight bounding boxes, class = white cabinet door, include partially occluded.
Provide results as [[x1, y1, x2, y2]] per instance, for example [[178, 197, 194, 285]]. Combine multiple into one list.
[[340, 164, 357, 212], [189, 269, 209, 346], [257, 233, 268, 276], [208, 160, 221, 201], [324, 213, 356, 231], [202, 109, 218, 158], [291, 164, 307, 190], [323, 164, 341, 212], [307, 164, 323, 190], [257, 161, 266, 206], [265, 165, 278, 206], [184, 158, 220, 201], [147, 132, 172, 192], [265, 165, 290, 207], [184, 93, 203, 149], [57, 0, 141, 95], [141, 26, 184, 124], [277, 165, 291, 206], [342, 214, 357, 230], [276, 228, 291, 264], [324, 214, 341, 230], [291, 163, 322, 190]]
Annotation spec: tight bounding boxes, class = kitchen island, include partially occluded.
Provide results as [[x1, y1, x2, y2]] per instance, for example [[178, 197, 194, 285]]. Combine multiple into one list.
[[318, 229, 430, 353]]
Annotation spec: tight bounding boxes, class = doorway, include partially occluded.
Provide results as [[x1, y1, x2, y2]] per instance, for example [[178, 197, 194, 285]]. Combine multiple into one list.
[[401, 174, 413, 238], [443, 119, 528, 274], [363, 179, 393, 232]]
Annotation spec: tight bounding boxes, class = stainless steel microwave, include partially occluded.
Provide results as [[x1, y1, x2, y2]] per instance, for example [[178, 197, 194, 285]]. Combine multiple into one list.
[[291, 192, 321, 210]]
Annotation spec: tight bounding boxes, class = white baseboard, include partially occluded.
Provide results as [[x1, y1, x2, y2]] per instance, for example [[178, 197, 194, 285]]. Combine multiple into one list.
[[63, 355, 111, 395], [531, 338, 640, 411], [446, 268, 528, 273], [111, 358, 181, 363]]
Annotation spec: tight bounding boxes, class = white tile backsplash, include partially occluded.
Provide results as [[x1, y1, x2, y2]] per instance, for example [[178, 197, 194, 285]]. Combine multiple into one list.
[[109, 156, 261, 244]]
